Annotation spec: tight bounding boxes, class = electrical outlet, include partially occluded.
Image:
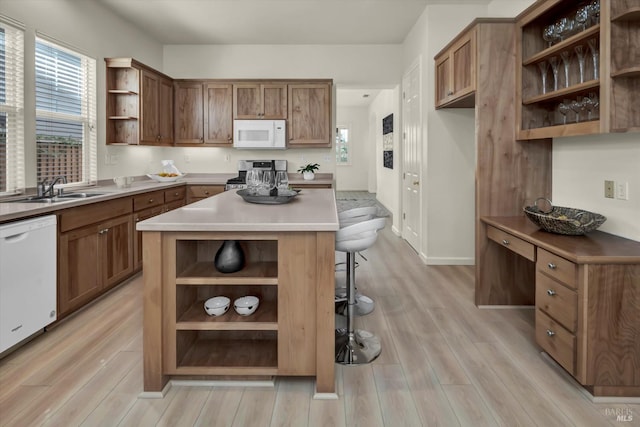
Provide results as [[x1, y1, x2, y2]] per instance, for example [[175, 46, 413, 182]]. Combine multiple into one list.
[[605, 180, 615, 198], [184, 154, 190, 163], [224, 154, 230, 162], [615, 181, 629, 200]]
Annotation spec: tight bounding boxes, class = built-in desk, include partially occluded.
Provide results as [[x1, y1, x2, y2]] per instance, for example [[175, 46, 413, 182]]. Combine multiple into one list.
[[479, 216, 640, 398]]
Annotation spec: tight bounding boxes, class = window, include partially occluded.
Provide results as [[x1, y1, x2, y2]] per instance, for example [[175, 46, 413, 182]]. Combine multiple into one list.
[[35, 36, 96, 187], [0, 18, 24, 195], [336, 125, 350, 165]]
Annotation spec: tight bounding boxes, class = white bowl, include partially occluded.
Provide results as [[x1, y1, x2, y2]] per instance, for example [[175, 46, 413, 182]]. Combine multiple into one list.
[[233, 296, 260, 316], [204, 296, 230, 316], [147, 173, 186, 183]]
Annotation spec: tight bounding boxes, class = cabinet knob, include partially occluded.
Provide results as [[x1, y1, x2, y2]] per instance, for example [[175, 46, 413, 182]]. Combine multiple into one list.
[[174, 192, 179, 196], [546, 289, 556, 296], [547, 262, 557, 270], [98, 228, 109, 235], [204, 191, 209, 195], [413, 181, 420, 186], [148, 198, 154, 203], [502, 239, 510, 246], [447, 90, 454, 96], [546, 329, 555, 337]]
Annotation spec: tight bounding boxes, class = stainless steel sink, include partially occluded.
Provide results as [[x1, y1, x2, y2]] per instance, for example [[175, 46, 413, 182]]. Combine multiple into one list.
[[3, 193, 107, 203]]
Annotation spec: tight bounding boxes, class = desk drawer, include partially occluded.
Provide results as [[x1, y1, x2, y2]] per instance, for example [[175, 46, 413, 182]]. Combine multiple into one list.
[[487, 226, 535, 261], [536, 272, 577, 332], [537, 249, 576, 289], [133, 190, 164, 211], [536, 309, 575, 375]]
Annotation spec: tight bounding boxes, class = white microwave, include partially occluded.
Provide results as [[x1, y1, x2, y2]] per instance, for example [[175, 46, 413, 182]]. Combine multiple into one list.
[[233, 120, 287, 149]]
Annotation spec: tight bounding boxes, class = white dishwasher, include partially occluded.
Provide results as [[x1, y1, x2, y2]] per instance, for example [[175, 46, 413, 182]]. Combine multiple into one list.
[[0, 215, 57, 353]]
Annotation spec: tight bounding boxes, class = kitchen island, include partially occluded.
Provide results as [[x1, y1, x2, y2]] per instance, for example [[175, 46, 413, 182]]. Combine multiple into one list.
[[136, 189, 339, 397]]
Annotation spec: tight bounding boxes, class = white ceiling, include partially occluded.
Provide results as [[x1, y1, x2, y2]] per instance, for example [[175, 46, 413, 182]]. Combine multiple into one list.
[[96, 0, 492, 45]]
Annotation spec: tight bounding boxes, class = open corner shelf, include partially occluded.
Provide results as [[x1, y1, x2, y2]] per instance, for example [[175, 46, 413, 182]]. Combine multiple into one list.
[[523, 25, 600, 66], [522, 80, 599, 105]]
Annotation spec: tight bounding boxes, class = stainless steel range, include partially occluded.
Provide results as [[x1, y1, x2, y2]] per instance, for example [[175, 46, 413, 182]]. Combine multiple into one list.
[[225, 160, 287, 191]]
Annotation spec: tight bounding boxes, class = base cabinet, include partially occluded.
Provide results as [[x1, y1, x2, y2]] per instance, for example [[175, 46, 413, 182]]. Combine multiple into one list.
[[58, 214, 133, 317]]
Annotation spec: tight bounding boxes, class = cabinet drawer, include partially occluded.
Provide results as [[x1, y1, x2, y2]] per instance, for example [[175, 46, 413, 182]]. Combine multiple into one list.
[[535, 309, 575, 375], [59, 197, 132, 232], [165, 199, 186, 212], [537, 248, 576, 289], [536, 272, 577, 332], [164, 187, 186, 203], [133, 190, 164, 211], [187, 185, 224, 199], [487, 226, 535, 261]]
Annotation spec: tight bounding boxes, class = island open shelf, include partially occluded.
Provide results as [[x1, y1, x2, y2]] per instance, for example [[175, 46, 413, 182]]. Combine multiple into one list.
[[138, 189, 339, 396]]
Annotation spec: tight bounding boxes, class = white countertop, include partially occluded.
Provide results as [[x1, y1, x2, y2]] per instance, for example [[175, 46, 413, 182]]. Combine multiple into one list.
[[136, 188, 339, 232]]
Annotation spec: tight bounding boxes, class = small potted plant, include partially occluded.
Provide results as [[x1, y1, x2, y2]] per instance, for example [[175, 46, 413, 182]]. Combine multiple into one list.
[[298, 163, 320, 181]]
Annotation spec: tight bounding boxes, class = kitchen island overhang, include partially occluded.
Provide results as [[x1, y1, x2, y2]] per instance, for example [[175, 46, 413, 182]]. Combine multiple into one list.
[[137, 189, 339, 397]]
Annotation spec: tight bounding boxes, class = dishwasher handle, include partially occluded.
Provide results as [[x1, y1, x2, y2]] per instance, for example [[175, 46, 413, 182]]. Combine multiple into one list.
[[3, 232, 29, 244]]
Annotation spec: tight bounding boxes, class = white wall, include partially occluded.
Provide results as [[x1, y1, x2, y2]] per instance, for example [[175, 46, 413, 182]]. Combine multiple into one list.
[[368, 88, 401, 233], [402, 4, 489, 264], [1, 0, 164, 186], [158, 44, 403, 176], [335, 106, 369, 191]]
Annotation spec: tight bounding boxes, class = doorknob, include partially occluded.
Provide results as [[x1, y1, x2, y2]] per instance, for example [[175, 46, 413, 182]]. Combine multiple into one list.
[[413, 181, 419, 186]]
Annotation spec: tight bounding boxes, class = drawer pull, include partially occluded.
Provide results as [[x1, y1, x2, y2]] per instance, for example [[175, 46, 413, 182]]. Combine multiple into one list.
[[548, 262, 557, 270], [502, 239, 510, 246], [204, 191, 209, 195], [98, 228, 109, 235], [546, 329, 555, 337], [148, 198, 154, 203], [174, 192, 179, 196], [546, 289, 556, 296]]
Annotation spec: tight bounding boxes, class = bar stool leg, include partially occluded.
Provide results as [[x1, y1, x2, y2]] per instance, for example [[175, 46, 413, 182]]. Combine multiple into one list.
[[335, 251, 381, 365]]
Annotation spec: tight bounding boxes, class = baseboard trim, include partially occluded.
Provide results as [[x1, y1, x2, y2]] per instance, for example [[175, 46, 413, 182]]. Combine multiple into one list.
[[477, 305, 535, 309], [425, 257, 475, 265], [138, 381, 172, 399], [391, 225, 401, 236], [171, 378, 275, 388]]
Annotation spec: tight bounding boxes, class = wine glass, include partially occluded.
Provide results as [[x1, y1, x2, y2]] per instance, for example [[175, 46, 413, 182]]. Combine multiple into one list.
[[587, 38, 599, 80], [261, 170, 276, 196], [560, 51, 571, 88], [590, 1, 600, 25], [574, 45, 586, 84], [558, 101, 570, 124], [543, 24, 557, 47], [588, 92, 600, 120], [246, 169, 262, 194], [537, 60, 550, 94], [576, 6, 589, 31], [549, 56, 560, 91], [275, 171, 289, 192], [555, 18, 567, 42], [570, 98, 583, 123]]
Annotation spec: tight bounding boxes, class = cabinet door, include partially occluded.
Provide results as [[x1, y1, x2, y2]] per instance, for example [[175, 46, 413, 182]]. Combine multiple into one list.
[[435, 54, 452, 107], [451, 30, 475, 100], [288, 84, 332, 147], [141, 70, 162, 144], [175, 82, 204, 144], [262, 84, 287, 119], [158, 76, 174, 144], [102, 215, 134, 289], [204, 83, 233, 145], [234, 84, 262, 119], [58, 224, 102, 316]]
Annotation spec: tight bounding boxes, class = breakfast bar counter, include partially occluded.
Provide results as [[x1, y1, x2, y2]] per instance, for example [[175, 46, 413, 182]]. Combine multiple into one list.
[[137, 189, 339, 397]]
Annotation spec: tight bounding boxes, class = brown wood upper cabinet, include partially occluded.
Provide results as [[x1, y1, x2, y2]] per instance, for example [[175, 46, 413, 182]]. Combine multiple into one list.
[[105, 58, 173, 145], [434, 27, 476, 108], [175, 81, 233, 146], [140, 69, 174, 145], [288, 83, 332, 147], [233, 83, 287, 119], [516, 0, 640, 139]]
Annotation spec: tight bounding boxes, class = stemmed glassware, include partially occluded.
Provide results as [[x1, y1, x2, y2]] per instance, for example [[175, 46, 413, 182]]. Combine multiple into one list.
[[549, 56, 560, 91], [261, 170, 276, 196], [575, 45, 586, 84], [538, 60, 550, 94], [246, 169, 263, 194], [558, 101, 570, 124], [560, 51, 571, 88], [543, 24, 557, 47], [570, 98, 583, 123], [576, 6, 589, 31], [555, 18, 568, 42], [586, 92, 599, 120], [590, 1, 600, 25], [587, 38, 599, 80], [275, 171, 289, 192]]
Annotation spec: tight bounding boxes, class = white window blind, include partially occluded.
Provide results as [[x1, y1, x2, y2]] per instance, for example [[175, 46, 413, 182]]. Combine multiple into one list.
[[0, 18, 25, 195], [35, 35, 96, 187]]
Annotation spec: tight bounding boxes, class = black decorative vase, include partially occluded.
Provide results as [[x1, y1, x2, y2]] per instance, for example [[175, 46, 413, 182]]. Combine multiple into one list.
[[214, 240, 245, 273]]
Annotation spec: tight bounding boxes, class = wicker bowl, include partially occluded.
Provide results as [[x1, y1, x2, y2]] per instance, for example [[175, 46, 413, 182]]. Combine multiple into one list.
[[523, 198, 606, 235]]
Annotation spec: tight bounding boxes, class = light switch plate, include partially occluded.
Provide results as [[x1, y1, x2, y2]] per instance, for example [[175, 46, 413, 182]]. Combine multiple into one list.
[[605, 180, 614, 198], [615, 181, 629, 200]]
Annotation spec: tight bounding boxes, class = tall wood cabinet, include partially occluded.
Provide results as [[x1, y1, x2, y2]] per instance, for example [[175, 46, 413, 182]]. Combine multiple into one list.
[[174, 81, 233, 146], [516, 0, 640, 139], [105, 58, 173, 145]]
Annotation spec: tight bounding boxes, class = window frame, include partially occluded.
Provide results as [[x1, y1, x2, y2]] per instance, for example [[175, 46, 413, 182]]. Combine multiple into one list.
[[0, 17, 25, 196], [335, 124, 351, 166], [35, 34, 97, 189]]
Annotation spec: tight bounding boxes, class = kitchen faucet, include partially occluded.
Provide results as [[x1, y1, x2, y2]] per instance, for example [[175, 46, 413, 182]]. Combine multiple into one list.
[[38, 176, 67, 198]]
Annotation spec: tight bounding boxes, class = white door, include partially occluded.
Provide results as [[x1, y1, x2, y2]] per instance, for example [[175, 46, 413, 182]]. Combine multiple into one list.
[[402, 59, 421, 252]]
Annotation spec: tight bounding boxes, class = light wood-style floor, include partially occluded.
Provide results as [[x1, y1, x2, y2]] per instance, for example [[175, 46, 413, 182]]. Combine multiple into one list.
[[1, 224, 638, 426]]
